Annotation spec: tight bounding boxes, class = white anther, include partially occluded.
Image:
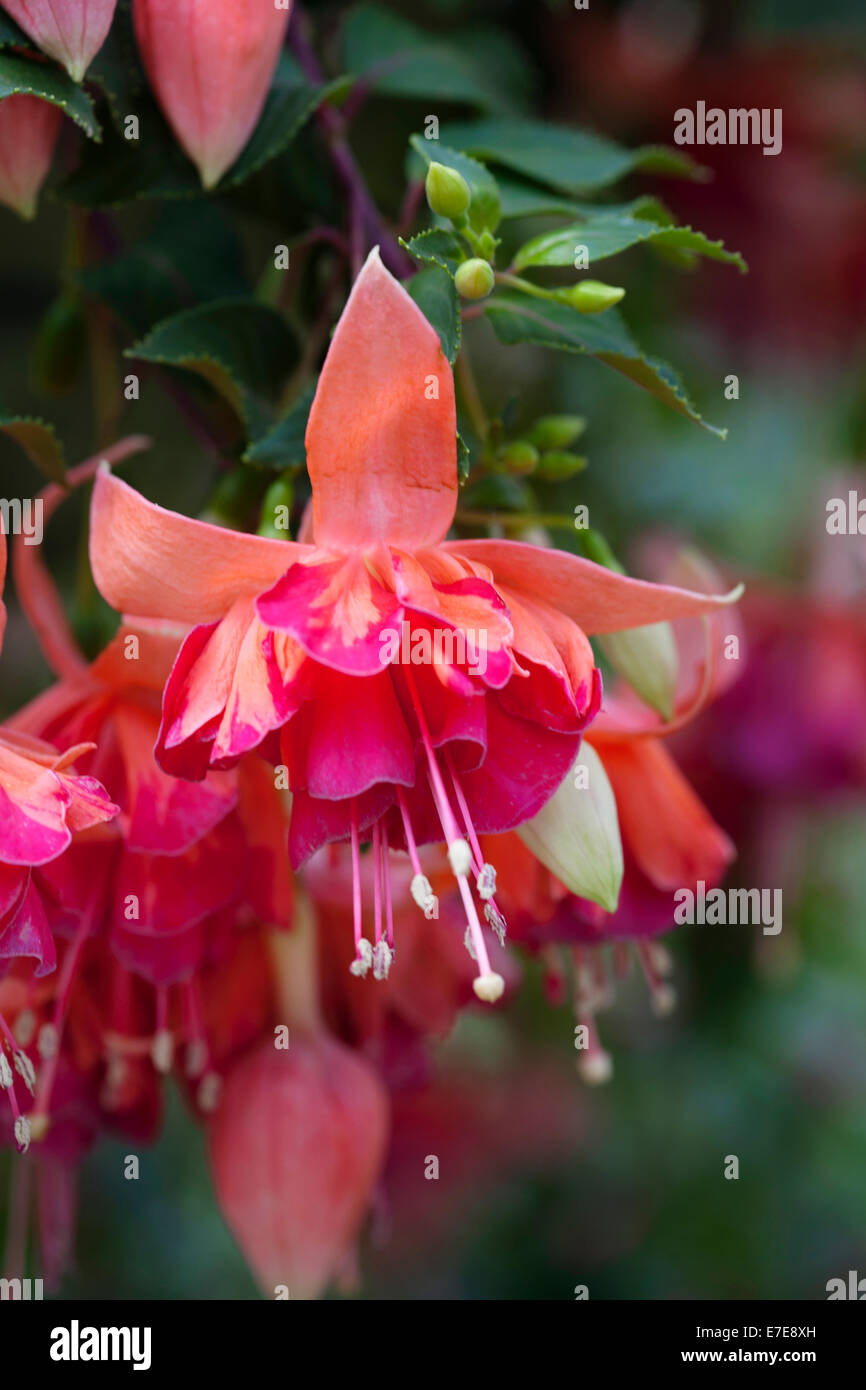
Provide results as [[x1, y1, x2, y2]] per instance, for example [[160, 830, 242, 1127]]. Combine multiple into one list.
[[14, 1051, 36, 1095], [484, 900, 507, 946], [410, 873, 434, 910], [476, 863, 497, 900], [349, 938, 373, 978], [650, 984, 677, 1018], [37, 1023, 58, 1061], [473, 972, 505, 1005], [14, 1115, 31, 1153], [463, 926, 477, 961], [197, 1073, 222, 1113], [577, 1051, 614, 1086], [151, 1029, 174, 1075], [185, 1039, 208, 1079], [650, 942, 674, 977], [14, 1010, 36, 1047], [447, 838, 472, 878], [0, 1052, 12, 1090], [372, 941, 393, 981]]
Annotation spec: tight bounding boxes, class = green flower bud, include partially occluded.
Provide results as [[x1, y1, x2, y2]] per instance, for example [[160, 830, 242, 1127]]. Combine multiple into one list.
[[207, 466, 264, 528], [536, 450, 587, 480], [498, 441, 540, 475], [425, 162, 471, 220], [526, 414, 587, 451], [560, 280, 625, 314], [257, 476, 294, 539], [455, 258, 495, 301]]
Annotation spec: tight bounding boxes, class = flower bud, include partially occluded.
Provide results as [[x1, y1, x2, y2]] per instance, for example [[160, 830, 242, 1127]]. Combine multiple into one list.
[[518, 743, 623, 913], [425, 161, 471, 220], [1, 0, 117, 82], [209, 1035, 388, 1300], [0, 94, 63, 219], [599, 621, 679, 721], [536, 450, 587, 481], [455, 257, 495, 301], [498, 441, 539, 475], [526, 414, 586, 450], [132, 0, 291, 189], [560, 280, 625, 314]]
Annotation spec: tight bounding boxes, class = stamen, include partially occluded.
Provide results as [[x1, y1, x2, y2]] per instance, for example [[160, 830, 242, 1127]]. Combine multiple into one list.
[[13, 1051, 36, 1095], [443, 746, 498, 901], [197, 1072, 222, 1113], [13, 1009, 36, 1048], [182, 981, 209, 1080], [348, 799, 370, 975], [637, 941, 677, 1017], [575, 1013, 613, 1085]]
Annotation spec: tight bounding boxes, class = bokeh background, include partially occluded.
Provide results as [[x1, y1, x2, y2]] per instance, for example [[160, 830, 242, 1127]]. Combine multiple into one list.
[[1, 0, 865, 1298]]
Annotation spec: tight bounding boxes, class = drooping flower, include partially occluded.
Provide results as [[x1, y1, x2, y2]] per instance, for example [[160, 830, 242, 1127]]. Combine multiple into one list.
[[0, 525, 117, 1150], [89, 249, 741, 1004], [0, 0, 117, 82], [0, 93, 63, 219], [132, 0, 292, 189]]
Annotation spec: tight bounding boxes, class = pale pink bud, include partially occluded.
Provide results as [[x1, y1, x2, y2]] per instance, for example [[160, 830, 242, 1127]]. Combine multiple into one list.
[[1, 1, 117, 82], [0, 94, 63, 219], [132, 0, 292, 190], [209, 1034, 388, 1300]]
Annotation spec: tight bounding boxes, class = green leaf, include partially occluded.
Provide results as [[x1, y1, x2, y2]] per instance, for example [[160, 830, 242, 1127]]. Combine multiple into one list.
[[125, 301, 299, 442], [457, 430, 470, 483], [0, 414, 66, 481], [440, 118, 704, 195], [400, 228, 464, 274], [244, 382, 317, 472], [343, 3, 521, 112], [80, 203, 248, 337], [61, 54, 330, 205], [409, 135, 500, 233], [484, 292, 724, 436], [0, 49, 100, 139], [496, 175, 671, 224], [514, 215, 746, 272], [407, 267, 461, 365]]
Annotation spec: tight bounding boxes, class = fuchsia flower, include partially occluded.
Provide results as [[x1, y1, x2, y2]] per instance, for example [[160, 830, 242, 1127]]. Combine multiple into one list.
[[89, 249, 741, 1004], [1, 0, 117, 82], [132, 0, 292, 189], [0, 93, 62, 219], [0, 526, 117, 1150]]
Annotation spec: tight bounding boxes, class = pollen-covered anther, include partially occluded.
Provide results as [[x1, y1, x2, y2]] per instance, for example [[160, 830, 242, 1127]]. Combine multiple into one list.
[[410, 873, 435, 911], [151, 1029, 174, 1075], [473, 971, 505, 1005], [484, 900, 507, 945], [476, 863, 497, 900], [463, 926, 477, 961], [349, 938, 373, 978], [37, 1022, 58, 1061], [197, 1072, 222, 1113], [13, 1050, 36, 1095], [0, 1051, 13, 1089], [14, 1010, 36, 1047], [14, 1114, 31, 1153], [577, 1050, 614, 1085], [447, 837, 473, 878], [372, 940, 393, 981]]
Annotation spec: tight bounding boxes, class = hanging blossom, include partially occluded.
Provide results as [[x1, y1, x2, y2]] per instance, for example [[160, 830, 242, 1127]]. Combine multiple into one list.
[[88, 248, 742, 1005], [3, 452, 292, 1147], [492, 554, 742, 1080], [0, 525, 117, 1152]]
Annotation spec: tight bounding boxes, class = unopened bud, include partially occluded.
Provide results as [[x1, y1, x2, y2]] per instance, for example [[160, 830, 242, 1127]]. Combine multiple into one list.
[[560, 280, 625, 314], [425, 162, 471, 220], [536, 450, 588, 481], [527, 415, 587, 450], [455, 258, 495, 301], [498, 441, 539, 475]]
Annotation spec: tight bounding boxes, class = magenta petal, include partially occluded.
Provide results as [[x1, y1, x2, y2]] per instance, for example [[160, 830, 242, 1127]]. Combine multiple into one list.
[[0, 878, 56, 977], [257, 555, 403, 676], [305, 669, 415, 801]]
